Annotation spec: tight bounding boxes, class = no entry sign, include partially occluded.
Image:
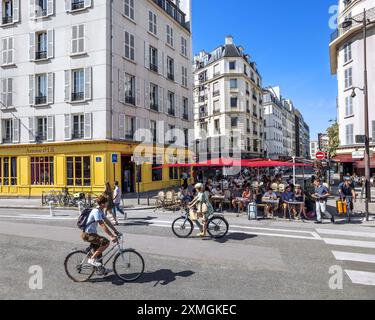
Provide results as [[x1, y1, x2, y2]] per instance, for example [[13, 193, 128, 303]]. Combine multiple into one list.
[[315, 151, 326, 160]]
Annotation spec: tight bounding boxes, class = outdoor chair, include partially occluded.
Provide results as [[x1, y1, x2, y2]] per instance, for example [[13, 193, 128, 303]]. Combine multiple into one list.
[[153, 191, 165, 212]]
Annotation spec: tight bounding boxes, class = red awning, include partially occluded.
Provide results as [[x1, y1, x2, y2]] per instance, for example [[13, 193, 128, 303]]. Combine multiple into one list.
[[354, 159, 375, 169], [333, 154, 356, 163]]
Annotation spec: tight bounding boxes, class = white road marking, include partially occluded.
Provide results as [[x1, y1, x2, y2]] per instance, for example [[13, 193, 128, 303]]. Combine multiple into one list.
[[0, 214, 76, 220], [345, 270, 375, 286], [332, 251, 375, 264], [316, 228, 375, 239], [323, 238, 375, 249]]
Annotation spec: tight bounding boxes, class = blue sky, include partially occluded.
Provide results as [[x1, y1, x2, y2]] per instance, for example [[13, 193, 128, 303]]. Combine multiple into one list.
[[192, 0, 338, 140]]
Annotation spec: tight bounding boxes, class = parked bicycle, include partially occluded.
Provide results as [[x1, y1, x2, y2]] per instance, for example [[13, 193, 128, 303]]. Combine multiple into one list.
[[172, 206, 229, 239], [64, 234, 144, 283]]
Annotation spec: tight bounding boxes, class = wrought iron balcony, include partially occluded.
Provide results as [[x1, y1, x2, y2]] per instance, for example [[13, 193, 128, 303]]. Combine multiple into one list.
[[150, 103, 159, 111], [36, 51, 47, 60], [72, 92, 84, 102], [152, 0, 190, 32], [150, 64, 158, 73], [71, 1, 85, 11], [125, 96, 136, 105], [35, 96, 47, 105], [2, 16, 13, 25]]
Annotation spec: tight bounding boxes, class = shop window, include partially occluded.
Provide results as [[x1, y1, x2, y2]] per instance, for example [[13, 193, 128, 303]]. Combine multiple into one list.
[[169, 167, 179, 180], [0, 157, 17, 186], [31, 156, 54, 185], [67, 156, 91, 186], [152, 157, 162, 182]]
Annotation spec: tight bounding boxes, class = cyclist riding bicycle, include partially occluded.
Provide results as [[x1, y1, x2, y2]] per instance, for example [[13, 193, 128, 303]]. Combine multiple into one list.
[[81, 195, 121, 268], [338, 177, 357, 213]]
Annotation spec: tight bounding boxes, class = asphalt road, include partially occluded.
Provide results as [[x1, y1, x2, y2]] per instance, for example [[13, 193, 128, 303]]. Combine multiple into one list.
[[0, 207, 374, 300]]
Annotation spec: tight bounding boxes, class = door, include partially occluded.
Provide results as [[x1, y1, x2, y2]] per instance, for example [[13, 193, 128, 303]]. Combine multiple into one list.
[[121, 156, 135, 193]]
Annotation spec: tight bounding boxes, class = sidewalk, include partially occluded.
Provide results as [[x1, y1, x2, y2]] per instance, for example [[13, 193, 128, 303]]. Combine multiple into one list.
[[0, 196, 156, 211]]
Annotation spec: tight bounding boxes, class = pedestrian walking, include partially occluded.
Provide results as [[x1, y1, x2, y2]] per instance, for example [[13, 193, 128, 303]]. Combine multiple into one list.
[[113, 181, 127, 221], [313, 178, 335, 224], [104, 182, 117, 225]]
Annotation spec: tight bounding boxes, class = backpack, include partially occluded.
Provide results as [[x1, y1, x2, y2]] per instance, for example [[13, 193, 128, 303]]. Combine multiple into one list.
[[77, 208, 94, 231]]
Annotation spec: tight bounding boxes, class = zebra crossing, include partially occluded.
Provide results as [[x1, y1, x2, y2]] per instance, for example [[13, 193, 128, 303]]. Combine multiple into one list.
[[316, 228, 375, 287]]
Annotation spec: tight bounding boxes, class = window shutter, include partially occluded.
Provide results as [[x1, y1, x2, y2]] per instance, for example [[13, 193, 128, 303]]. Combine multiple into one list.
[[118, 70, 125, 103], [1, 79, 6, 107], [64, 70, 71, 102], [47, 116, 54, 141], [84, 67, 92, 101], [29, 33, 35, 61], [47, 73, 54, 104], [64, 114, 72, 140], [1, 38, 7, 65], [29, 117, 35, 142], [157, 121, 165, 145], [158, 87, 163, 113], [47, 0, 54, 16], [144, 80, 150, 109], [47, 29, 54, 59], [174, 61, 179, 85], [29, 75, 35, 105], [7, 78, 12, 107], [144, 41, 149, 69], [84, 113, 92, 139], [12, 119, 20, 143], [78, 25, 85, 52], [65, 0, 71, 12], [71, 25, 78, 54], [135, 77, 141, 107], [175, 94, 181, 118], [7, 37, 14, 64], [13, 0, 20, 23], [29, 0, 35, 19], [134, 118, 141, 142], [159, 52, 164, 76], [119, 114, 125, 140], [84, 0, 92, 8]]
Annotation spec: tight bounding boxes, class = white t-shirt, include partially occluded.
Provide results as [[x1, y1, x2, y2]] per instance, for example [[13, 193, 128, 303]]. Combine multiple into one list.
[[113, 186, 122, 204]]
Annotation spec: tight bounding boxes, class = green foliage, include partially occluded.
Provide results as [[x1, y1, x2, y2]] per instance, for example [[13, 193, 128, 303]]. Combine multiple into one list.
[[327, 122, 340, 157]]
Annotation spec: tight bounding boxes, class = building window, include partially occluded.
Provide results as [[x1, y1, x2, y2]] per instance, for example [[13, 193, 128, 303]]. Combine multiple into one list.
[[213, 100, 220, 114], [124, 0, 134, 20], [1, 0, 18, 25], [214, 119, 220, 134], [345, 96, 353, 117], [72, 69, 84, 101], [0, 156, 17, 185], [168, 91, 175, 116], [152, 156, 162, 182], [183, 97, 189, 120], [31, 156, 54, 185], [70, 0, 86, 11], [343, 42, 352, 63], [149, 11, 157, 35], [125, 73, 135, 105], [1, 78, 13, 108], [167, 57, 174, 81], [125, 116, 135, 140], [230, 97, 238, 108], [166, 25, 174, 47], [72, 114, 84, 139], [213, 64, 220, 76], [168, 125, 176, 144], [150, 83, 158, 111], [124, 31, 134, 61], [345, 67, 352, 89], [184, 129, 189, 147], [149, 46, 158, 72], [72, 25, 85, 54], [345, 124, 354, 145], [35, 74, 47, 105], [230, 79, 237, 89], [169, 167, 178, 180], [67, 156, 91, 186], [2, 118, 12, 143], [181, 36, 187, 56], [231, 117, 238, 128], [36, 117, 47, 141], [229, 61, 236, 70], [36, 31, 48, 60], [150, 120, 157, 143]]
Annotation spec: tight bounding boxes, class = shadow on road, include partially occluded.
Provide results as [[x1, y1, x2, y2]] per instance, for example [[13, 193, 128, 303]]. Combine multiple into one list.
[[214, 232, 257, 243], [90, 269, 195, 286], [120, 216, 158, 227]]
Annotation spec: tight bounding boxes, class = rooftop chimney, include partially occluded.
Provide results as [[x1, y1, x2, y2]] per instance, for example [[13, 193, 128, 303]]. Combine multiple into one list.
[[225, 35, 233, 45]]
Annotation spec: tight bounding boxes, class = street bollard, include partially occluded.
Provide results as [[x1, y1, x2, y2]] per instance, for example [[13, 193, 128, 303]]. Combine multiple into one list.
[[147, 192, 150, 207], [49, 201, 55, 217]]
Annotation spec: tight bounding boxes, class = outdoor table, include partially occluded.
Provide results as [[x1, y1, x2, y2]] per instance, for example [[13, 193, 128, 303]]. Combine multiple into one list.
[[211, 195, 225, 212], [284, 201, 305, 221], [234, 197, 251, 214], [261, 198, 280, 218]]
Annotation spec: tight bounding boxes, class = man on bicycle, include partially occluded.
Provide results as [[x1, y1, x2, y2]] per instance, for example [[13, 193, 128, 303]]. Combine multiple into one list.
[[339, 177, 357, 218], [81, 195, 121, 267]]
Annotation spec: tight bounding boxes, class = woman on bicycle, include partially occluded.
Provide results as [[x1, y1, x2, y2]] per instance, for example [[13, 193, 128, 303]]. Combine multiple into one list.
[[189, 183, 214, 238]]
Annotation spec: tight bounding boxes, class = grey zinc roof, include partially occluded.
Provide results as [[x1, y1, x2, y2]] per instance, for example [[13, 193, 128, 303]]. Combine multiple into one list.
[[223, 44, 242, 57]]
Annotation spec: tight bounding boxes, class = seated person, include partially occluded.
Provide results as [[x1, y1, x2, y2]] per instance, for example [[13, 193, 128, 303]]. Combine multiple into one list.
[[294, 184, 306, 219], [231, 185, 243, 212], [237, 186, 253, 211], [281, 185, 297, 219], [262, 188, 278, 218]]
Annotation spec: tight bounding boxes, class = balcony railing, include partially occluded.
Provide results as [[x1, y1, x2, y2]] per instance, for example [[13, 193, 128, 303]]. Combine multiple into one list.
[[36, 51, 47, 60], [150, 64, 158, 73], [183, 113, 189, 120], [36, 134, 47, 141], [152, 0, 190, 32], [2, 137, 12, 144], [2, 16, 13, 25], [72, 92, 84, 102], [168, 108, 175, 116], [35, 96, 47, 105], [199, 112, 208, 118], [36, 9, 48, 17], [72, 133, 84, 140], [150, 103, 159, 111], [167, 73, 175, 81], [71, 1, 85, 11], [125, 96, 136, 105], [125, 133, 134, 141], [213, 109, 220, 115]]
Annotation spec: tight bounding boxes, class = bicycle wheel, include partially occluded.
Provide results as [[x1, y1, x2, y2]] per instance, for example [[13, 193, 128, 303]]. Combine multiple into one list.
[[207, 216, 229, 239], [113, 250, 145, 282], [64, 250, 95, 283], [172, 217, 194, 238]]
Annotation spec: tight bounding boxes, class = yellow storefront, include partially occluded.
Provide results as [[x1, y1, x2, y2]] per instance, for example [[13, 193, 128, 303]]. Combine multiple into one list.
[[0, 140, 193, 197]]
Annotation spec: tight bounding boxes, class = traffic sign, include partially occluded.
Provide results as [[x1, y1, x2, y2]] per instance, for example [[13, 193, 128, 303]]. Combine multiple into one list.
[[111, 154, 118, 163], [315, 151, 326, 160]]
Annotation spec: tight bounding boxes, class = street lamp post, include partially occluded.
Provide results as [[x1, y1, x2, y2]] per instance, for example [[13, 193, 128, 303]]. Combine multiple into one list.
[[341, 10, 374, 221]]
